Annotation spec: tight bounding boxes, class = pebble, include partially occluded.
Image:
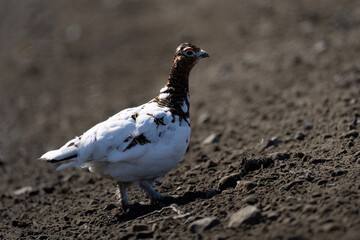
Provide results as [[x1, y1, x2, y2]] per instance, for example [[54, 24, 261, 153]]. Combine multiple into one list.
[[13, 186, 33, 196], [197, 112, 211, 125], [65, 24, 82, 42], [320, 223, 341, 232], [235, 181, 257, 191], [304, 123, 313, 130], [151, 223, 159, 232], [202, 133, 219, 145], [205, 160, 217, 169], [265, 136, 279, 148], [228, 206, 261, 228], [313, 40, 328, 54], [303, 205, 317, 213], [188, 217, 219, 233], [323, 134, 332, 139], [295, 132, 305, 140], [265, 211, 278, 220], [242, 196, 259, 205], [218, 173, 242, 191]]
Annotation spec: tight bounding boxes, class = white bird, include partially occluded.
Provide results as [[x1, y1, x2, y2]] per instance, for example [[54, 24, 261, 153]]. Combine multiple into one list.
[[39, 43, 209, 209]]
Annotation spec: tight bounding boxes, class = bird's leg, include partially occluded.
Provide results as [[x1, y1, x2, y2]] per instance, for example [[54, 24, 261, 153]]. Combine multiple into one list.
[[139, 180, 164, 203], [116, 182, 130, 209]]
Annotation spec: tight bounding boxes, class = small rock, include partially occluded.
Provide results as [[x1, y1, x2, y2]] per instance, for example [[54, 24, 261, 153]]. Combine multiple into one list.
[[202, 133, 220, 145], [341, 130, 359, 139], [218, 173, 242, 191], [152, 223, 159, 232], [349, 98, 357, 105], [321, 223, 341, 232], [313, 40, 328, 54], [303, 205, 317, 213], [304, 123, 313, 130], [197, 112, 211, 125], [131, 224, 149, 232], [205, 160, 217, 168], [281, 217, 294, 224], [235, 181, 257, 191], [89, 199, 99, 205], [354, 151, 360, 158], [228, 206, 261, 228], [242, 196, 259, 205], [265, 211, 278, 220], [323, 134, 332, 139], [13, 186, 33, 196], [295, 132, 305, 140], [188, 217, 219, 233], [104, 202, 117, 211], [312, 193, 322, 198], [265, 136, 279, 148], [65, 24, 82, 42]]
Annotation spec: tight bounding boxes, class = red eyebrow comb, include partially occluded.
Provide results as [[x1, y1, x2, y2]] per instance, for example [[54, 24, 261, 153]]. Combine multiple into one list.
[[183, 47, 194, 51]]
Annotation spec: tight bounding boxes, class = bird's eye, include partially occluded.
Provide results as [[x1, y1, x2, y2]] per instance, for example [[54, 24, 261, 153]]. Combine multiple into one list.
[[185, 50, 194, 56]]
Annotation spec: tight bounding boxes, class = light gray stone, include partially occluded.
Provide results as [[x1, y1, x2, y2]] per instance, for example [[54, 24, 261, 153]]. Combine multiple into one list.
[[188, 217, 219, 233], [228, 206, 261, 228]]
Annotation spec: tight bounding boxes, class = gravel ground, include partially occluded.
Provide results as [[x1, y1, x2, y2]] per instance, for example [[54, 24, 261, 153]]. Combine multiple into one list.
[[1, 0, 360, 239]]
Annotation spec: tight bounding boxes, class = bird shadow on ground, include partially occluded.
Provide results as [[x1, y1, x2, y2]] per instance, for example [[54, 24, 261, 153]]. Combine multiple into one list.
[[112, 189, 220, 224]]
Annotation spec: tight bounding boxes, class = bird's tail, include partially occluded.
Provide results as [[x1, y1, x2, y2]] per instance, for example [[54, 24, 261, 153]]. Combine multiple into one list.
[[38, 137, 80, 170]]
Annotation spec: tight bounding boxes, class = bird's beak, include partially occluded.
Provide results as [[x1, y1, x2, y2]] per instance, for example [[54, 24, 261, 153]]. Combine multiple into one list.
[[197, 49, 210, 59]]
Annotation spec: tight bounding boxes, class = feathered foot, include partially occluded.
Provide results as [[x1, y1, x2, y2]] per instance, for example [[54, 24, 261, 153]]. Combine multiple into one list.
[[117, 182, 130, 210], [139, 180, 164, 204]]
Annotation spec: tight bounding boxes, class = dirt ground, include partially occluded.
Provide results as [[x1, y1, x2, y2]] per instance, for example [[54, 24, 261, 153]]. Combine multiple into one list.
[[1, 0, 360, 239]]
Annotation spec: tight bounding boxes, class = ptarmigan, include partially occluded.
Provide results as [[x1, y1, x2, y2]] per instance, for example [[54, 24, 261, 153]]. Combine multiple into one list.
[[39, 43, 209, 209]]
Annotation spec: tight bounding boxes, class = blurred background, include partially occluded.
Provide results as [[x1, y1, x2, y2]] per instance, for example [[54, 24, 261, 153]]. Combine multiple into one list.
[[1, 0, 360, 191], [1, 0, 360, 238]]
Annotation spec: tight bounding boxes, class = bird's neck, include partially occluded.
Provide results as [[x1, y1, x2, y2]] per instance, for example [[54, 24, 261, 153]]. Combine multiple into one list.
[[153, 59, 192, 125], [158, 58, 192, 104], [166, 61, 190, 94]]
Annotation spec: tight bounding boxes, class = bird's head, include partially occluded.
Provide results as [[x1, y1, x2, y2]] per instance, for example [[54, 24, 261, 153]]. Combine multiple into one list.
[[173, 43, 209, 70]]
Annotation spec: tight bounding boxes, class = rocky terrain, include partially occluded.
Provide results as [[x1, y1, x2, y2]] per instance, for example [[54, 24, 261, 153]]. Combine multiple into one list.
[[1, 0, 360, 239]]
